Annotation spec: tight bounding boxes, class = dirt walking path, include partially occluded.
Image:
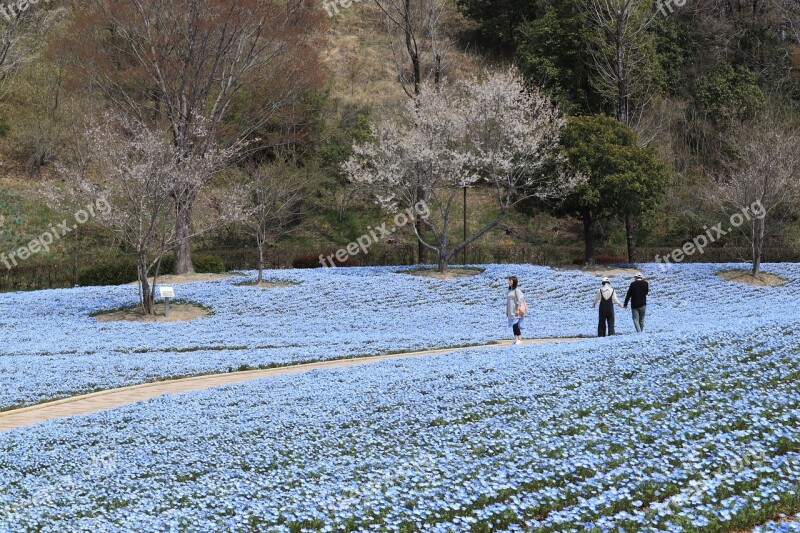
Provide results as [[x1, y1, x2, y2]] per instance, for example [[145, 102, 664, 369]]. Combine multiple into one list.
[[0, 337, 583, 432]]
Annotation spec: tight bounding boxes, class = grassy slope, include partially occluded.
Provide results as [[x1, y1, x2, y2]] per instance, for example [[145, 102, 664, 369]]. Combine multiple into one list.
[[0, 0, 557, 270], [0, 2, 787, 274]]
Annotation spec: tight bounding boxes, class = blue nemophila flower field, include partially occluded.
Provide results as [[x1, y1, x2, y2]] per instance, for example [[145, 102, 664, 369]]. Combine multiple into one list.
[[0, 263, 798, 409], [0, 263, 798, 531]]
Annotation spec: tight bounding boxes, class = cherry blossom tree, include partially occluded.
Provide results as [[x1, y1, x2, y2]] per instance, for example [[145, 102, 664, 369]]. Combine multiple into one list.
[[69, 0, 325, 274], [372, 0, 451, 264], [59, 114, 244, 314], [344, 68, 582, 272]]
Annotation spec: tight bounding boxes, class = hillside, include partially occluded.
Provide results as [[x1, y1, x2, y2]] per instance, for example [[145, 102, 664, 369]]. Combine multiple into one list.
[[0, 0, 797, 291]]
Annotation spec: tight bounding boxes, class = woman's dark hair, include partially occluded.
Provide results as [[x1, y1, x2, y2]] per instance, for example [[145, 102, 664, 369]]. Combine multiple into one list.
[[509, 276, 519, 290]]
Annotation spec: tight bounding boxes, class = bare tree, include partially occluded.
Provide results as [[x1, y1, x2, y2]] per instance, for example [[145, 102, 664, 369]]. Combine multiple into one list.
[[240, 163, 307, 283], [341, 47, 369, 99], [344, 69, 582, 272], [712, 117, 800, 276], [585, 0, 659, 129], [70, 0, 324, 274], [374, 0, 447, 98], [59, 114, 244, 314], [373, 0, 449, 263], [585, 0, 663, 262], [777, 0, 800, 44], [0, 1, 66, 100]]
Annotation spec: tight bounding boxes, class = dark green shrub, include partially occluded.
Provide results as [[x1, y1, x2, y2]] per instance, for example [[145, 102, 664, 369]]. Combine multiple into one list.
[[193, 254, 226, 273], [79, 261, 137, 286], [157, 254, 176, 275], [78, 255, 176, 286]]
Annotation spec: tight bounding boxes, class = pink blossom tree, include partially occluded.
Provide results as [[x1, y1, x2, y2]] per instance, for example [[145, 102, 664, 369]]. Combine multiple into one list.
[[344, 68, 582, 272], [59, 114, 244, 314]]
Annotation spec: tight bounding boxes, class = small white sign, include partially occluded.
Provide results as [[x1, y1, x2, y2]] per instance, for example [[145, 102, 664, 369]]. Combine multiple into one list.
[[159, 286, 175, 299]]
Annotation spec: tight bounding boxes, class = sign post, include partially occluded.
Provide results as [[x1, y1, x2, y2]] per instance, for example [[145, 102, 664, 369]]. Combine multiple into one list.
[[159, 286, 175, 317]]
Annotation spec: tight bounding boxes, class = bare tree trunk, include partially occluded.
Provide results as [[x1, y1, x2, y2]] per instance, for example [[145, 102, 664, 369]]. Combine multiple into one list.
[[616, 16, 628, 126], [373, 0, 440, 265], [752, 217, 765, 276], [73, 224, 80, 287], [583, 211, 597, 265], [416, 218, 427, 264], [437, 250, 448, 272], [137, 252, 153, 315], [405, 0, 421, 98], [174, 194, 196, 275], [616, 9, 637, 268], [257, 243, 265, 283], [625, 211, 637, 263]]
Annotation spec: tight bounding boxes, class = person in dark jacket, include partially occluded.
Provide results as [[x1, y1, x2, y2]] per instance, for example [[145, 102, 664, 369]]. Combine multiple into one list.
[[593, 278, 623, 337], [624, 273, 649, 333]]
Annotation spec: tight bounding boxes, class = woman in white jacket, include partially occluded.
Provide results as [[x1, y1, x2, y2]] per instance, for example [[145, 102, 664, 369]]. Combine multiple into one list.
[[506, 276, 527, 345], [593, 277, 623, 337]]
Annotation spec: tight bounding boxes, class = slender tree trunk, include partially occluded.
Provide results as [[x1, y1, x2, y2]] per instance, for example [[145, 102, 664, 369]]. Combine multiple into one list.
[[616, 16, 627, 126], [73, 223, 80, 286], [137, 252, 153, 315], [174, 194, 196, 275], [625, 212, 637, 263], [583, 211, 597, 265], [752, 218, 765, 276], [404, 0, 421, 98], [404, 0, 425, 265], [437, 250, 448, 273], [257, 243, 265, 283], [416, 217, 427, 264]]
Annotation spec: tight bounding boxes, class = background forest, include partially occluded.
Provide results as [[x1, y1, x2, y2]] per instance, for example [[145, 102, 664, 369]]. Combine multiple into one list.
[[0, 0, 798, 290]]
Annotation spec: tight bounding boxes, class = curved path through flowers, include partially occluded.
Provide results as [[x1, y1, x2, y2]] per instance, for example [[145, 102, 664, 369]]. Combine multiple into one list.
[[0, 337, 583, 432]]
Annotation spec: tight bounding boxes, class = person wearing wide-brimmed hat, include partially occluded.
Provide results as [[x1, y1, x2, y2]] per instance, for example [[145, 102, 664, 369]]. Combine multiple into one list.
[[624, 272, 649, 333], [593, 277, 623, 337]]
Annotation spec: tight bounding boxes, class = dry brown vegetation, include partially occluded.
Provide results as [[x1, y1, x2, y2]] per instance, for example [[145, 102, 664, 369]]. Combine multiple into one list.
[[717, 270, 787, 287], [323, 0, 484, 111], [95, 303, 210, 323], [398, 267, 485, 279]]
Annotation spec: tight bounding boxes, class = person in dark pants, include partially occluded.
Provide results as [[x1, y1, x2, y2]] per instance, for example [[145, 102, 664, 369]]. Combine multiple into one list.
[[506, 276, 527, 345], [624, 273, 649, 333], [593, 277, 623, 337]]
